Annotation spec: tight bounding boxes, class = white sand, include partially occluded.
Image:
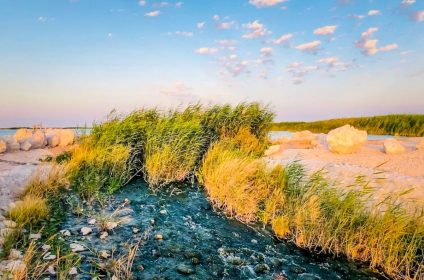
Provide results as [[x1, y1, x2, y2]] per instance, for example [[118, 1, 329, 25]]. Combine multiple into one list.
[[267, 135, 424, 207]]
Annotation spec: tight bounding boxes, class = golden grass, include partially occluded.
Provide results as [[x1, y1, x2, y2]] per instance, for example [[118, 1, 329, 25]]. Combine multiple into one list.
[[8, 195, 48, 227], [22, 165, 69, 199]]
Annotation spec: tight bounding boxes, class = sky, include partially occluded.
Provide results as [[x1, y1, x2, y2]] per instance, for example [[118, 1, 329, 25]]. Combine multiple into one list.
[[0, 0, 423, 127]]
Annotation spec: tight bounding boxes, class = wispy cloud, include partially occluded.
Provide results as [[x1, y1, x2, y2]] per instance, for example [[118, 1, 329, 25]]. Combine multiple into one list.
[[172, 31, 194, 37], [145, 10, 160, 17], [196, 47, 219, 55], [313, 25, 337, 35], [197, 22, 205, 29], [413, 11, 424, 22], [269, 33, 293, 45], [242, 20, 270, 39], [295, 40, 321, 52], [402, 0, 416, 6], [138, 0, 147, 6], [368, 9, 381, 16], [249, 0, 287, 8]]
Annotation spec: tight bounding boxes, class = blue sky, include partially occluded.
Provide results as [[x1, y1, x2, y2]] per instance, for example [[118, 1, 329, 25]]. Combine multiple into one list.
[[0, 0, 423, 127]]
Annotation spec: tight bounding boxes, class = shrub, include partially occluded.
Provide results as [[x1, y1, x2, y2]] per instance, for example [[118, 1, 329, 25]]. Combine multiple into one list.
[[8, 195, 49, 227]]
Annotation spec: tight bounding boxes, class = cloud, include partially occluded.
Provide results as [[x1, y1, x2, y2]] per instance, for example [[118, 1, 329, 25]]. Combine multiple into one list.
[[175, 2, 183, 8], [249, 0, 287, 8], [295, 40, 321, 52], [368, 9, 381, 16], [313, 25, 337, 35], [286, 62, 318, 84], [401, 0, 415, 6], [260, 47, 273, 57], [197, 22, 205, 29], [196, 47, 219, 55], [318, 57, 352, 71], [242, 20, 270, 39], [161, 82, 195, 100], [213, 15, 220, 21], [152, 1, 169, 8], [318, 57, 338, 65], [138, 0, 147, 6], [217, 21, 235, 30], [356, 28, 398, 56], [174, 31, 193, 37], [269, 33, 293, 44], [413, 11, 424, 22], [145, 10, 160, 17]]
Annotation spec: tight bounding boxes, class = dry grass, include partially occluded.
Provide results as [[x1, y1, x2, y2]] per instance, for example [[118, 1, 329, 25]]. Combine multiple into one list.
[[22, 165, 69, 199], [8, 195, 48, 227]]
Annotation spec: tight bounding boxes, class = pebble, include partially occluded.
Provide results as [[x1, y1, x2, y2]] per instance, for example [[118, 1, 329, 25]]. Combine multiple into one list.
[[42, 245, 51, 252], [60, 229, 71, 237], [48, 265, 56, 275], [159, 209, 167, 215], [251, 239, 258, 244], [149, 219, 155, 225], [68, 267, 78, 275], [132, 228, 140, 234], [70, 243, 86, 253], [155, 234, 164, 240], [87, 218, 96, 225], [43, 253, 56, 260], [81, 227, 92, 236], [176, 264, 194, 275], [29, 233, 41, 240], [106, 221, 118, 231], [100, 231, 109, 240]]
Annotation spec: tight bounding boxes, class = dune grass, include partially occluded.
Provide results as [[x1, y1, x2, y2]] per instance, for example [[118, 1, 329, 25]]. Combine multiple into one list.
[[199, 138, 424, 279], [8, 196, 48, 228], [271, 114, 424, 137]]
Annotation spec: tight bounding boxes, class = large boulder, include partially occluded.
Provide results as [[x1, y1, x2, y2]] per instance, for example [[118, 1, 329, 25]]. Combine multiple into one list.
[[46, 133, 60, 148], [290, 130, 317, 147], [2, 136, 20, 152], [326, 125, 367, 154], [14, 128, 32, 143], [264, 145, 281, 156], [29, 130, 47, 149], [0, 139, 6, 153], [384, 138, 405, 154], [20, 141, 32, 151], [58, 129, 76, 147]]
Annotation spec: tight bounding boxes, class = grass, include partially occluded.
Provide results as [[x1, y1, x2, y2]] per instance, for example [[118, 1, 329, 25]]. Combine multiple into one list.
[[8, 196, 48, 227], [270, 114, 424, 137], [199, 139, 424, 280]]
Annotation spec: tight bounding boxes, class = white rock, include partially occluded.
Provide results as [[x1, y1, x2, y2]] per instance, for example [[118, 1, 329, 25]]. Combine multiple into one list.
[[68, 267, 78, 275], [20, 141, 32, 151], [87, 218, 96, 225], [106, 221, 118, 231], [60, 229, 71, 236], [70, 243, 86, 252], [264, 145, 280, 156], [2, 136, 20, 152], [29, 233, 41, 240], [14, 128, 32, 143], [58, 129, 76, 147], [80, 227, 92, 236], [99, 231, 108, 240], [159, 209, 167, 215], [0, 139, 6, 153], [42, 245, 51, 251], [326, 125, 367, 154], [417, 139, 424, 150], [48, 265, 56, 275], [46, 133, 60, 148], [30, 130, 47, 149], [43, 253, 56, 260], [132, 228, 140, 234], [384, 138, 405, 154], [291, 130, 317, 146]]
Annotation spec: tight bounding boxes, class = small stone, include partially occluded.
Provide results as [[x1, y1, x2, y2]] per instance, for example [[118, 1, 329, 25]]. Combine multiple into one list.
[[155, 234, 163, 240], [384, 138, 405, 154], [60, 229, 71, 236], [124, 198, 130, 204], [48, 265, 56, 275], [149, 219, 155, 225], [106, 222, 118, 231], [42, 245, 51, 251], [87, 218, 96, 225], [251, 239, 258, 244], [159, 209, 167, 215], [29, 233, 41, 240], [43, 253, 56, 260], [132, 228, 140, 234], [20, 141, 32, 151], [191, 258, 200, 265], [176, 264, 194, 275], [68, 267, 78, 275], [80, 227, 92, 236], [99, 250, 110, 259], [100, 231, 109, 240], [70, 243, 86, 253]]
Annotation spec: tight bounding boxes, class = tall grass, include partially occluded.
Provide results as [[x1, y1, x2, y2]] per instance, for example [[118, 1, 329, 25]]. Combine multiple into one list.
[[199, 139, 424, 279], [271, 114, 424, 137]]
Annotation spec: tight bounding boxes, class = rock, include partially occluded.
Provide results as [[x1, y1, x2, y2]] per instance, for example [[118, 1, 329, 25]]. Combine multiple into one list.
[[43, 252, 56, 260], [14, 128, 32, 143], [70, 243, 86, 252], [48, 265, 56, 275], [87, 218, 96, 225], [58, 129, 76, 147], [29, 233, 41, 240], [106, 221, 118, 231], [291, 130, 317, 147], [254, 263, 269, 274], [8, 249, 23, 260], [68, 267, 78, 275], [160, 209, 167, 215], [60, 229, 71, 236], [417, 140, 424, 150], [132, 228, 140, 234], [42, 245, 51, 251], [46, 131, 60, 148], [80, 227, 92, 236], [3, 136, 20, 152], [326, 125, 367, 154], [155, 234, 164, 240], [20, 141, 32, 151], [251, 239, 258, 244], [264, 145, 281, 156], [272, 136, 290, 144], [384, 138, 405, 154], [176, 264, 194, 275], [100, 231, 108, 240], [30, 130, 47, 149], [0, 139, 6, 153]]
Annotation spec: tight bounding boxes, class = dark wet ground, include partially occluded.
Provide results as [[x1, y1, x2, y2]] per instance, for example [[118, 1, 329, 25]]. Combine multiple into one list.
[[61, 180, 385, 280]]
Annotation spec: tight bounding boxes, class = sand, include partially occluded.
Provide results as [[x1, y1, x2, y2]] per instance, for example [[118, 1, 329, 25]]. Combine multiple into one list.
[[0, 147, 67, 213], [267, 134, 424, 207]]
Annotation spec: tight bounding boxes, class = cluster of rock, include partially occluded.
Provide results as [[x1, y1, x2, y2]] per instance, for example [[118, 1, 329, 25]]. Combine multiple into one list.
[[266, 124, 424, 156], [0, 128, 76, 153]]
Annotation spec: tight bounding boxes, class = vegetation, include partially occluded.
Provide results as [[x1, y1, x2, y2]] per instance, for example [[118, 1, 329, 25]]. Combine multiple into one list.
[[271, 114, 424, 137], [199, 135, 424, 280]]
